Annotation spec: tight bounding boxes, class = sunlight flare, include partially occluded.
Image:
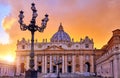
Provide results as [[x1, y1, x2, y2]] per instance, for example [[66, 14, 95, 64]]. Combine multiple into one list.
[[4, 55, 14, 62], [0, 32, 10, 44]]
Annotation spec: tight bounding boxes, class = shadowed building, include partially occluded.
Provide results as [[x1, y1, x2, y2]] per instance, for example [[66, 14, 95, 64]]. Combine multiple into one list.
[[96, 29, 120, 78]]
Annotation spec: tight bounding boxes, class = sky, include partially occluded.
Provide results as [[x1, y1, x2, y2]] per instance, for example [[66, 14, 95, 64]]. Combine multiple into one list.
[[0, 0, 120, 61]]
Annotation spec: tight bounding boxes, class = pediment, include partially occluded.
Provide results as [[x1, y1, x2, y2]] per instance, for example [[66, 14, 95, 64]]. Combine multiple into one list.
[[45, 45, 64, 50]]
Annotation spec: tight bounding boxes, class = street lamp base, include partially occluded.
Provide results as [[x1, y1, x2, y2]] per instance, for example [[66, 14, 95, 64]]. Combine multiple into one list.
[[57, 76, 60, 78], [25, 69, 37, 78], [57, 74, 60, 78]]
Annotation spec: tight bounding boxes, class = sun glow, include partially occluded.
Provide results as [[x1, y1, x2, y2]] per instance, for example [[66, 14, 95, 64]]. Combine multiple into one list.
[[4, 55, 14, 62]]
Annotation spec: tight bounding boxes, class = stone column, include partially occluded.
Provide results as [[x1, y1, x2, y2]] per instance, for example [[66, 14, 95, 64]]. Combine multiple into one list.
[[6, 68, 8, 76], [0, 67, 2, 76], [62, 55, 65, 73], [2, 67, 4, 76], [65, 55, 67, 73], [72, 55, 75, 73], [80, 55, 83, 73], [50, 56, 52, 73], [118, 54, 120, 78], [5, 67, 7, 76], [16, 56, 21, 76], [8, 67, 10, 76], [42, 56, 45, 73], [110, 61, 114, 77], [8, 68, 9, 76], [57, 64, 59, 73], [34, 56, 37, 70], [90, 55, 94, 72], [26, 56, 29, 70], [113, 55, 118, 78], [45, 56, 47, 73]]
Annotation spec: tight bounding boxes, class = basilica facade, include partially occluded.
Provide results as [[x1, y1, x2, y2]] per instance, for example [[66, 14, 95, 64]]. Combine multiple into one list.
[[16, 23, 120, 78]]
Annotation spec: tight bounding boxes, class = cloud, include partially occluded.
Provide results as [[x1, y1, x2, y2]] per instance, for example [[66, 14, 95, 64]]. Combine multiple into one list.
[[2, 17, 16, 30], [0, 0, 120, 60]]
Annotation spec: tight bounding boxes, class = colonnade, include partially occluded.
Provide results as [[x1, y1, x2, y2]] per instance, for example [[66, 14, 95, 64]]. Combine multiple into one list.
[[0, 64, 14, 76], [16, 54, 94, 75]]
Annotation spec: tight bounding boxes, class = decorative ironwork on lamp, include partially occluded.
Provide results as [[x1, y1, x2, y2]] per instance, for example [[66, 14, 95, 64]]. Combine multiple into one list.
[[18, 3, 49, 78]]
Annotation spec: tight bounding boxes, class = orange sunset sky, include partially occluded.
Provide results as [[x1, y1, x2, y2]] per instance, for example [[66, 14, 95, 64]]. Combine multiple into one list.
[[0, 0, 120, 61]]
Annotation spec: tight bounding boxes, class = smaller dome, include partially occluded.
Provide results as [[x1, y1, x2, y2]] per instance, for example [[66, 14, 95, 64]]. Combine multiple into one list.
[[51, 23, 71, 42]]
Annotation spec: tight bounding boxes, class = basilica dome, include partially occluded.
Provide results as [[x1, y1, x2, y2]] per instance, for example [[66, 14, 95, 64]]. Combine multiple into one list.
[[51, 23, 71, 42]]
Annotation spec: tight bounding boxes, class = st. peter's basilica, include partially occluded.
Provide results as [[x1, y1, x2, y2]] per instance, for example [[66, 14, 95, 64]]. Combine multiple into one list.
[[16, 23, 120, 78]]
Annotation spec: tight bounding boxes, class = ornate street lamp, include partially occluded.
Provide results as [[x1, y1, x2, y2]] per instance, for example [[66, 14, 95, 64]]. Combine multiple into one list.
[[18, 3, 49, 78], [54, 57, 62, 78]]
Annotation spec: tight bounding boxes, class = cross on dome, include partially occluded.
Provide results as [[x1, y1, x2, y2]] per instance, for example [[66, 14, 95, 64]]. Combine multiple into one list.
[[58, 23, 64, 31]]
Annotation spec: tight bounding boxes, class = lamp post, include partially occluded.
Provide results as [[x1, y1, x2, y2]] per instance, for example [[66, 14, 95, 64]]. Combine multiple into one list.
[[54, 57, 62, 78], [18, 3, 49, 78]]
